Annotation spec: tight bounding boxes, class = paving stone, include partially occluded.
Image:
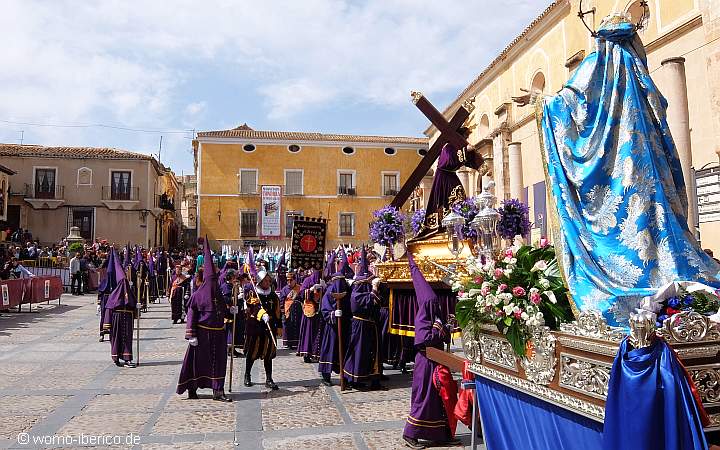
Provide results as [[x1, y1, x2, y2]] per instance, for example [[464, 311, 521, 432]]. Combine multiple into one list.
[[141, 442, 233, 450], [263, 432, 357, 449], [0, 395, 69, 414], [346, 398, 410, 423], [58, 412, 151, 436], [261, 400, 342, 430], [0, 414, 43, 439], [81, 393, 164, 413], [152, 410, 235, 434]]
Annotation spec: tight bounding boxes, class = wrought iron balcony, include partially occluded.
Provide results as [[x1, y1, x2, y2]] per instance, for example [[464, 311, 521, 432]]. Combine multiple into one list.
[[102, 185, 140, 201], [338, 186, 356, 196], [155, 194, 175, 210], [25, 184, 64, 200]]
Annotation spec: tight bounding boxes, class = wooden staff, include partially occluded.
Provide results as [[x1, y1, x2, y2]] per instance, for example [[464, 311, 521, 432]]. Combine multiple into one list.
[[228, 282, 238, 392], [332, 291, 348, 391]]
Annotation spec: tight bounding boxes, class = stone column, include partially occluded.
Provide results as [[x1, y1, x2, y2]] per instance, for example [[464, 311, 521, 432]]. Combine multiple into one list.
[[661, 57, 698, 234], [492, 134, 507, 200], [508, 141, 526, 203]]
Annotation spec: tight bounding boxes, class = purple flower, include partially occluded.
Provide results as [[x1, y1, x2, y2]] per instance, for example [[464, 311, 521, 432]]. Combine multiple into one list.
[[683, 295, 694, 306], [451, 198, 479, 240], [369, 206, 407, 247], [410, 209, 425, 235], [497, 199, 531, 240], [667, 297, 681, 309]]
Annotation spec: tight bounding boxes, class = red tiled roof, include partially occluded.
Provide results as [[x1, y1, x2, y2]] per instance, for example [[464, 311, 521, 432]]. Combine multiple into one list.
[[196, 128, 428, 145], [0, 144, 157, 161]]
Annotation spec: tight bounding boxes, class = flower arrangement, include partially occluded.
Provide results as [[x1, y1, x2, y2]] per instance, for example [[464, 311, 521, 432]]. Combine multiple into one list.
[[451, 198, 479, 240], [453, 243, 573, 356], [410, 208, 426, 236], [369, 206, 407, 247], [643, 288, 720, 328], [497, 198, 531, 240]]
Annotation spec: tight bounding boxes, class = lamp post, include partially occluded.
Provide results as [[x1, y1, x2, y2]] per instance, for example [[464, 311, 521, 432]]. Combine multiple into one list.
[[470, 181, 500, 261]]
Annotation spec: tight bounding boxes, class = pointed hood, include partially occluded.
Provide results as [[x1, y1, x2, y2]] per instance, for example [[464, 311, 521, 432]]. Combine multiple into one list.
[[105, 247, 137, 310], [338, 248, 355, 279], [354, 246, 370, 280], [323, 250, 336, 280], [247, 246, 257, 278], [98, 247, 119, 294], [300, 269, 321, 291], [190, 236, 220, 311], [409, 252, 439, 345]]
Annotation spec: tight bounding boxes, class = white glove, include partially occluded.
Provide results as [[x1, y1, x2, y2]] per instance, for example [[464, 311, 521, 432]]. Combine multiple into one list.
[[262, 313, 269, 323], [96, 304, 101, 315], [136, 303, 143, 309], [184, 295, 189, 300], [229, 306, 238, 314], [188, 337, 198, 346], [237, 293, 243, 300], [334, 310, 342, 317]]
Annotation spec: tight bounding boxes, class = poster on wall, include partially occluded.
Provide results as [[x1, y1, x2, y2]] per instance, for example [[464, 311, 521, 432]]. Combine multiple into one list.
[[290, 217, 327, 270], [261, 185, 282, 237]]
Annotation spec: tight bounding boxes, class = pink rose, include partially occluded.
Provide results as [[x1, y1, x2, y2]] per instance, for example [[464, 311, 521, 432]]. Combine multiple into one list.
[[480, 287, 490, 296], [540, 237, 549, 248], [496, 310, 505, 317], [512, 286, 526, 297], [494, 268, 504, 279], [474, 276, 484, 283], [530, 292, 542, 304], [459, 291, 465, 297], [514, 310, 523, 319], [498, 284, 508, 292], [504, 248, 514, 258]]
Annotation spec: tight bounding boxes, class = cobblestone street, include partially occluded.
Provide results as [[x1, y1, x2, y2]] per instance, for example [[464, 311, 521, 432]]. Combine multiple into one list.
[[0, 294, 478, 449]]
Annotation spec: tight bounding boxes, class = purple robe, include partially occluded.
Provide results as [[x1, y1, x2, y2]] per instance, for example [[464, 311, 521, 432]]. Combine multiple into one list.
[[97, 249, 118, 335], [317, 275, 351, 375], [403, 254, 451, 442], [411, 142, 467, 242], [103, 249, 137, 363], [176, 238, 228, 394], [342, 279, 380, 383], [296, 291, 323, 359]]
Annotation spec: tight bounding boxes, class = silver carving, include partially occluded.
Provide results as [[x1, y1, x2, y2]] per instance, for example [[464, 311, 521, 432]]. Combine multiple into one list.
[[629, 310, 657, 349], [461, 328, 482, 364], [478, 334, 518, 372], [559, 353, 612, 400], [708, 413, 720, 431], [559, 310, 625, 342], [557, 336, 619, 357], [521, 326, 557, 385], [470, 362, 605, 422], [674, 344, 720, 359], [687, 364, 720, 406], [657, 311, 720, 344]]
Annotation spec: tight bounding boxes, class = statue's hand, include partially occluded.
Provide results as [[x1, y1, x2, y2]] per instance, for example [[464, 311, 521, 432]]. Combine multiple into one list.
[[512, 88, 532, 107]]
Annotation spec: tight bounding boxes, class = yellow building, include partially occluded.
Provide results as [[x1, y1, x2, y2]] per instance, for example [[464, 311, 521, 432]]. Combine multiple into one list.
[[193, 125, 428, 248], [428, 0, 720, 253]]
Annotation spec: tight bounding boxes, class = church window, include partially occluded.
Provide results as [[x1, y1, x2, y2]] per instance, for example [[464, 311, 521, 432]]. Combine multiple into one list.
[[284, 170, 303, 195], [240, 210, 257, 236], [341, 146, 355, 155], [243, 144, 256, 153], [288, 144, 301, 153], [384, 147, 396, 155], [238, 169, 258, 194], [339, 213, 355, 236]]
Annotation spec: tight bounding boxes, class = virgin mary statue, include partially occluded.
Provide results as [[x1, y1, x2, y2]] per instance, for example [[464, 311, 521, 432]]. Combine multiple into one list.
[[538, 14, 720, 326]]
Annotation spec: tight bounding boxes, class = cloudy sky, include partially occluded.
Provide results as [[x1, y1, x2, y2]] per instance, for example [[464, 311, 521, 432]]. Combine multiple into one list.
[[0, 0, 549, 174]]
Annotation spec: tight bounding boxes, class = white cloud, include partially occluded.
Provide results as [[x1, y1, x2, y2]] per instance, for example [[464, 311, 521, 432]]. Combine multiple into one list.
[[0, 0, 549, 171]]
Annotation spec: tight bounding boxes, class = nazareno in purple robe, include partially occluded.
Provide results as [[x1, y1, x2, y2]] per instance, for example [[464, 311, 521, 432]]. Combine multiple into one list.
[[296, 271, 323, 359], [176, 238, 228, 394], [317, 274, 351, 376], [342, 248, 381, 383], [97, 249, 118, 335], [279, 283, 302, 349], [103, 248, 137, 363], [403, 253, 451, 442]]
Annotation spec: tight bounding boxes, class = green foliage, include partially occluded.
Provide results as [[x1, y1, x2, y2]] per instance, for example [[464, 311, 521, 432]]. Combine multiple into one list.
[[68, 243, 84, 255]]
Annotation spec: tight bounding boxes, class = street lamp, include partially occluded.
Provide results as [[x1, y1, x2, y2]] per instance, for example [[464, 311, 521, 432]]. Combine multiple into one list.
[[470, 181, 500, 260]]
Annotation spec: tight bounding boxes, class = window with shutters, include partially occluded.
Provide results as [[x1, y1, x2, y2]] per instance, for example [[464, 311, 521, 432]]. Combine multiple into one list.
[[238, 169, 258, 194], [339, 213, 354, 236], [284, 170, 303, 195], [240, 210, 258, 236], [338, 171, 356, 195], [382, 172, 399, 196]]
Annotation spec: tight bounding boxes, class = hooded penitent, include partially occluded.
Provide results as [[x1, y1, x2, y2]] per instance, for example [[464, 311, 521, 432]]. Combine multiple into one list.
[[337, 248, 355, 280], [97, 248, 119, 335], [105, 248, 137, 310], [103, 246, 137, 363], [403, 252, 453, 442], [296, 269, 324, 359], [317, 264, 352, 376]]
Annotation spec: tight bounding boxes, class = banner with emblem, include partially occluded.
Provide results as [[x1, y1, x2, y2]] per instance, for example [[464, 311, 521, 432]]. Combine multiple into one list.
[[290, 217, 327, 270], [261, 185, 282, 237]]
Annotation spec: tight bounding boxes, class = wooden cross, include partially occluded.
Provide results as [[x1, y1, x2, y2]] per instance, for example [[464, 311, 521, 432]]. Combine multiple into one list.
[[390, 92, 478, 208]]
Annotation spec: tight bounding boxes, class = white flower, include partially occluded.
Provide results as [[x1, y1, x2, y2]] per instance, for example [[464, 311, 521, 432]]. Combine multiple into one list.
[[485, 294, 496, 305], [504, 269, 514, 277], [529, 287, 539, 295], [503, 304, 515, 315], [543, 291, 557, 304], [468, 288, 483, 297], [510, 258, 517, 265], [493, 296, 503, 306], [520, 312, 529, 321], [481, 282, 491, 290], [531, 260, 548, 272], [539, 278, 550, 289]]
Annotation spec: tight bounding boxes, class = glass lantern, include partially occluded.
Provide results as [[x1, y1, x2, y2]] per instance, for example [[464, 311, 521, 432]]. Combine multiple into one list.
[[470, 182, 500, 260], [441, 210, 466, 262]]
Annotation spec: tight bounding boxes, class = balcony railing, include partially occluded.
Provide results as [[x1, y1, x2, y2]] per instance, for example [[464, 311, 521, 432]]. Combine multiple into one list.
[[338, 187, 356, 196], [155, 194, 175, 210], [102, 186, 140, 201], [25, 184, 64, 200], [384, 188, 398, 196]]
